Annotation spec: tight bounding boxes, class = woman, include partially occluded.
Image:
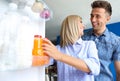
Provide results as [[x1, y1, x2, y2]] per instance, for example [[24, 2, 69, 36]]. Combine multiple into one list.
[[42, 15, 100, 81]]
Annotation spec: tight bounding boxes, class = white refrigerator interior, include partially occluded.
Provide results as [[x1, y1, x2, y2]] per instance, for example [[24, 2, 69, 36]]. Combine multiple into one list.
[[0, 67, 45, 81], [0, 1, 46, 81]]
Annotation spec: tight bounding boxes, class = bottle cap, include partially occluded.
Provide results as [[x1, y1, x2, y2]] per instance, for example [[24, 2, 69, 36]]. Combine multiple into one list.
[[34, 35, 42, 38]]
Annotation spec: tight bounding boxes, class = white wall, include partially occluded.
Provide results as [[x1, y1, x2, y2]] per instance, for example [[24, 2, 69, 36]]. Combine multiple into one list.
[[45, 0, 120, 40]]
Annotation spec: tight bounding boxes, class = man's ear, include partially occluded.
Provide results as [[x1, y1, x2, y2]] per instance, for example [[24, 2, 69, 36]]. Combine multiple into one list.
[[107, 16, 111, 22]]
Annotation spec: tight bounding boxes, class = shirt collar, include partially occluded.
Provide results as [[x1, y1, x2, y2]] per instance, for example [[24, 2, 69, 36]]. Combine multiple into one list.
[[75, 38, 83, 45], [91, 28, 109, 37]]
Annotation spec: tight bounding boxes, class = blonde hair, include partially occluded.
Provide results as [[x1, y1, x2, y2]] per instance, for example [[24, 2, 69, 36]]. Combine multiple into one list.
[[60, 15, 82, 47]]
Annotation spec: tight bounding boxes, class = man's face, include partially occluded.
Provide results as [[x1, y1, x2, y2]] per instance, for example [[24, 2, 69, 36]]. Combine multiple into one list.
[[90, 8, 110, 31]]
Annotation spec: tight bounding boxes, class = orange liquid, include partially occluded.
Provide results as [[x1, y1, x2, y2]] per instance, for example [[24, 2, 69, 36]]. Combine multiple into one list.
[[32, 35, 42, 56], [32, 35, 49, 66]]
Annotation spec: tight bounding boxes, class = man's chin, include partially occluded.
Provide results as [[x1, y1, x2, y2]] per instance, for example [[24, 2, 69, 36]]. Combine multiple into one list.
[[93, 27, 99, 30], [93, 26, 97, 29]]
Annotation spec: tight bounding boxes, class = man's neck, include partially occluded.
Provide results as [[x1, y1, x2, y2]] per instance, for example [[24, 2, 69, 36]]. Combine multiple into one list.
[[93, 28, 106, 36]]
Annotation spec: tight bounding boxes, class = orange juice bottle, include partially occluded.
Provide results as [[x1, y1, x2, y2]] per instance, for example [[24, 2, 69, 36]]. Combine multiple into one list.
[[32, 35, 42, 56], [32, 35, 49, 66]]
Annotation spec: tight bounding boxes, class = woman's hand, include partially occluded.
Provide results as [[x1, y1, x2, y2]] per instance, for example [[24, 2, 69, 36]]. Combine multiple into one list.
[[42, 38, 62, 60]]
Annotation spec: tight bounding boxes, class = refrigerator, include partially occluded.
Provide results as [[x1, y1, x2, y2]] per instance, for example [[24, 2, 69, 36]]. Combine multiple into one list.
[[0, 1, 46, 81]]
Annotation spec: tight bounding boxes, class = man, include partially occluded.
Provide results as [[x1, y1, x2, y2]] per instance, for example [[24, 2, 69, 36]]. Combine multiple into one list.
[[82, 0, 120, 81]]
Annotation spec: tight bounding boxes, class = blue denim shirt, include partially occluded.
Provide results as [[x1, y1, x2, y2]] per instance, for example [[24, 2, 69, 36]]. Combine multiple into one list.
[[82, 28, 120, 81]]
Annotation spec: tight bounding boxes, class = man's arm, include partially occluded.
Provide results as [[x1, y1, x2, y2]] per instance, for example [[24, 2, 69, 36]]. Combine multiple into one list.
[[114, 61, 120, 81]]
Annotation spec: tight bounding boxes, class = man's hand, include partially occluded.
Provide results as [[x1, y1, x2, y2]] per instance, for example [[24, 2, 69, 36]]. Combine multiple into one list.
[[114, 61, 120, 81]]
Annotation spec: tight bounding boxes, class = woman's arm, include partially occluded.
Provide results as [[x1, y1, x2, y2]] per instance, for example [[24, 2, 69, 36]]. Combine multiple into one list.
[[42, 38, 100, 74]]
